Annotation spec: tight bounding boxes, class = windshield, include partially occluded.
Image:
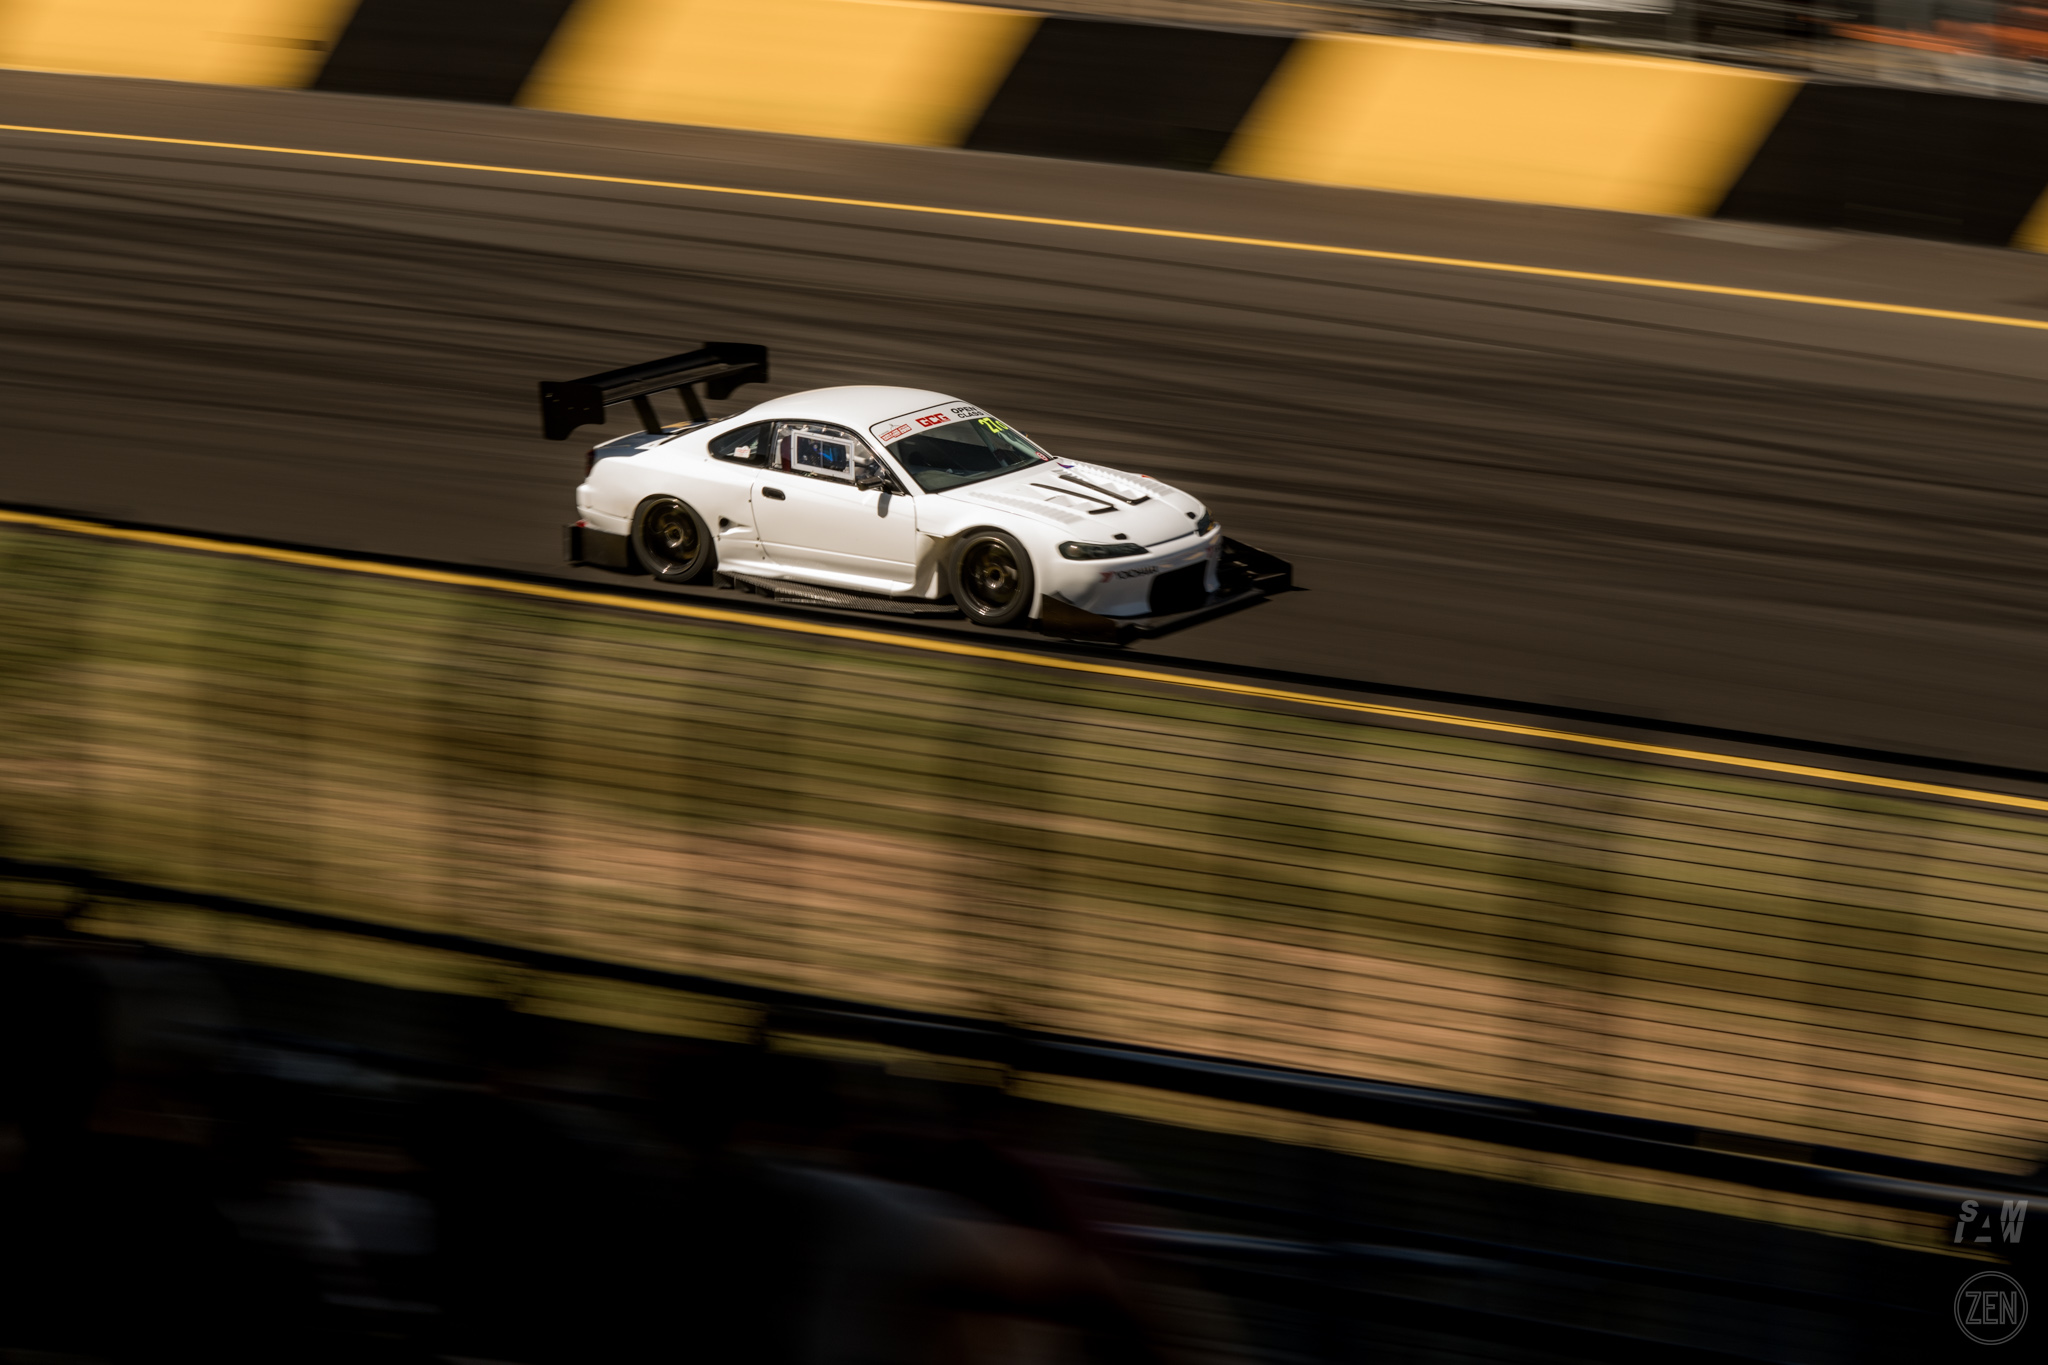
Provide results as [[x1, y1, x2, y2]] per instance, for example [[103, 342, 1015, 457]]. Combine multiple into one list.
[[884, 412, 1048, 493]]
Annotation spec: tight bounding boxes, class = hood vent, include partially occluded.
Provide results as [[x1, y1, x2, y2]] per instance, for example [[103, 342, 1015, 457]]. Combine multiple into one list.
[[1031, 482, 1117, 514], [1059, 471, 1150, 506]]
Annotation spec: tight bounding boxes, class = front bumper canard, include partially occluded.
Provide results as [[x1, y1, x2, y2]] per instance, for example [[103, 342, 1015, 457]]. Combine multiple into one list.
[[1035, 537, 1296, 646]]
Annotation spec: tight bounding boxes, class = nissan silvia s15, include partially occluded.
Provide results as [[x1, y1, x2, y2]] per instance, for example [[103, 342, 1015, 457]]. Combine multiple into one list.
[[546, 344, 1293, 645]]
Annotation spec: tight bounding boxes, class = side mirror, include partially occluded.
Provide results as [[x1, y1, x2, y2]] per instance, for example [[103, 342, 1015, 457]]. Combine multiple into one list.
[[855, 459, 898, 494]]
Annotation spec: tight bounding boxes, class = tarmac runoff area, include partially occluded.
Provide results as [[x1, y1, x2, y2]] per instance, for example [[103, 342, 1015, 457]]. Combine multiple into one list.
[[5, 68, 2048, 770]]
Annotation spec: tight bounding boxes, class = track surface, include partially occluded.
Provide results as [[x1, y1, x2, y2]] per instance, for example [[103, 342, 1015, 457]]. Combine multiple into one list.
[[6, 71, 2048, 768]]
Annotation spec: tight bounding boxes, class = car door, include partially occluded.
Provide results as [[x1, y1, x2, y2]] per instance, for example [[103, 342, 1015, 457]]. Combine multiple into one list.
[[698, 419, 776, 568], [752, 422, 919, 587]]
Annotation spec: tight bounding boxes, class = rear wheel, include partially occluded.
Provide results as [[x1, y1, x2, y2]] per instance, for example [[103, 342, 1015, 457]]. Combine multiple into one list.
[[631, 496, 716, 583], [950, 530, 1034, 628]]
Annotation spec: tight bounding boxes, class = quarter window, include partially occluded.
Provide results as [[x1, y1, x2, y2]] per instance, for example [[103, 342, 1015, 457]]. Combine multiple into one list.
[[708, 421, 772, 466]]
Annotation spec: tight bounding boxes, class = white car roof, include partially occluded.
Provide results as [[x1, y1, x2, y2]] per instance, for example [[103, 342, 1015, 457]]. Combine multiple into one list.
[[735, 385, 964, 431]]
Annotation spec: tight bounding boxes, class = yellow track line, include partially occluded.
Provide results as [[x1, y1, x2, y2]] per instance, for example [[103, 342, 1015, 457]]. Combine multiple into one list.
[[7, 505, 2045, 815], [6, 121, 2048, 333]]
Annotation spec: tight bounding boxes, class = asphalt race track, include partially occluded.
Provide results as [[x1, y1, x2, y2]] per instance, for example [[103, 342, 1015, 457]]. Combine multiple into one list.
[[6, 70, 2048, 769]]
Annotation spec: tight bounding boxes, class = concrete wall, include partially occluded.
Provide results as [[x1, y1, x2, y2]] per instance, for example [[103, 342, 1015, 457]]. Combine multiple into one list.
[[8, 0, 2048, 249], [1219, 36, 1797, 218], [521, 0, 1038, 148]]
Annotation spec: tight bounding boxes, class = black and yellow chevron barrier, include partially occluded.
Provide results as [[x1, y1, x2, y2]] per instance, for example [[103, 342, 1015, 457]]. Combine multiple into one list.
[[4, 0, 2048, 249]]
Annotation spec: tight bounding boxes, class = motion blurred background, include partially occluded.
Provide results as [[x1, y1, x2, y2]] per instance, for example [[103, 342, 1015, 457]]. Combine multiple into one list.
[[5, 0, 2048, 1361]]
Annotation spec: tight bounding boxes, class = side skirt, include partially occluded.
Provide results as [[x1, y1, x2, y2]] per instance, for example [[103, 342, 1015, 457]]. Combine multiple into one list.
[[715, 571, 961, 617]]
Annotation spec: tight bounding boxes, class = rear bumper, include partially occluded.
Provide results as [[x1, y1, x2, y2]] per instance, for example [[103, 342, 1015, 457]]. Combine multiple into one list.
[[565, 522, 641, 574], [1036, 537, 1295, 645]]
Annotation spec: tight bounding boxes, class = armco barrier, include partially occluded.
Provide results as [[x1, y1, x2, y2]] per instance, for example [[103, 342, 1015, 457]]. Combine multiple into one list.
[[6, 510, 2048, 1216], [9, 0, 2048, 249]]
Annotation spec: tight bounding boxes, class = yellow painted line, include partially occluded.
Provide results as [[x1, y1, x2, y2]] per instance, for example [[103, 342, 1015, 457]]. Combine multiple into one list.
[[8, 505, 2046, 815], [5, 121, 2048, 332]]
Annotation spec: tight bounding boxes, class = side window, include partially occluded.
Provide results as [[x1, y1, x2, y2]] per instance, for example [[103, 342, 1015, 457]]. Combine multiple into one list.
[[708, 421, 772, 466], [774, 422, 869, 483]]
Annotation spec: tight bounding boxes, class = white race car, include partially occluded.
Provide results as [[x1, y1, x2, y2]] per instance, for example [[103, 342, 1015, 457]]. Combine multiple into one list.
[[543, 344, 1291, 644]]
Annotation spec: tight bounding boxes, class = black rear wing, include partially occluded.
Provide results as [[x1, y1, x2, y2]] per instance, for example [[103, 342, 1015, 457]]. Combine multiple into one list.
[[539, 342, 768, 441]]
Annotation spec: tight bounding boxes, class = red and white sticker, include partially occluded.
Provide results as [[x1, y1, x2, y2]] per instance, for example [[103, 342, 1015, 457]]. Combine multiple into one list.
[[871, 402, 986, 445]]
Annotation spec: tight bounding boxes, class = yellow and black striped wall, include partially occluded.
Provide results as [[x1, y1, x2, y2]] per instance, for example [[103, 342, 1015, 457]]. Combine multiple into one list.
[[7, 0, 2048, 250]]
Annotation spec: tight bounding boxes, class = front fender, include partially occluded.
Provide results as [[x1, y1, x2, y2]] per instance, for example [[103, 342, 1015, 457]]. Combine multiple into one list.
[[916, 512, 1064, 620]]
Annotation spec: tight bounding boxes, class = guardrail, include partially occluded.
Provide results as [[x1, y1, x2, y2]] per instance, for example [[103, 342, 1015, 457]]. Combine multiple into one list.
[[4, 507, 2048, 1230]]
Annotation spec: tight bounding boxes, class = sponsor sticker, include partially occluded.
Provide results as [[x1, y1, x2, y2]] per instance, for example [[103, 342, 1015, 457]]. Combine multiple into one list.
[[872, 403, 988, 444]]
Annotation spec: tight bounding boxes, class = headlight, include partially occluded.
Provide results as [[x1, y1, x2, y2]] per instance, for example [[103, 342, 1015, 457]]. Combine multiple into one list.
[[1196, 513, 1217, 535], [1058, 541, 1148, 561]]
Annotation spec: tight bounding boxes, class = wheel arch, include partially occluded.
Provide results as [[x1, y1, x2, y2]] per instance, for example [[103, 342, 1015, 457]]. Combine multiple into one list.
[[628, 492, 717, 584]]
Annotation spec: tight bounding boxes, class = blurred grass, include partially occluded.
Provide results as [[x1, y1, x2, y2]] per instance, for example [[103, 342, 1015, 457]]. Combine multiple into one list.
[[5, 521, 2048, 1182]]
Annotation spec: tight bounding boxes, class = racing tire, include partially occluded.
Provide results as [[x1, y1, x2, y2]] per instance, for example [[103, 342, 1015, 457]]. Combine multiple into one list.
[[949, 529, 1035, 629], [630, 496, 716, 584]]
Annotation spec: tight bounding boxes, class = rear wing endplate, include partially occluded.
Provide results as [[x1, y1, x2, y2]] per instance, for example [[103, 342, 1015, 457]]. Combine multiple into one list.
[[539, 342, 769, 441]]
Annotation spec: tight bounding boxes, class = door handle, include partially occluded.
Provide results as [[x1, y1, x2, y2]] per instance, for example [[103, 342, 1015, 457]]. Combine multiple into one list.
[[762, 486, 786, 500]]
